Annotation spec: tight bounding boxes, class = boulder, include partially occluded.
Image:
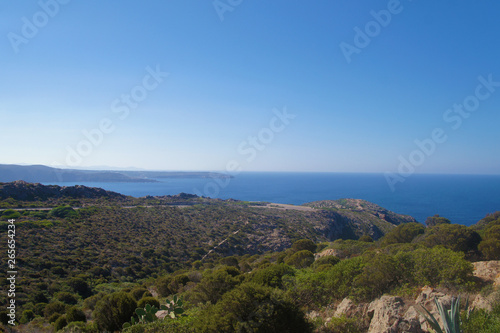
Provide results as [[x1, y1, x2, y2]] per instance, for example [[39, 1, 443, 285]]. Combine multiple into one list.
[[473, 261, 500, 285], [334, 297, 367, 318], [366, 296, 406, 333]]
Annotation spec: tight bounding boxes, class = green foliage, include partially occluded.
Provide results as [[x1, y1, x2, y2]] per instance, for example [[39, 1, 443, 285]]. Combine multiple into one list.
[[285, 250, 315, 269], [312, 256, 340, 269], [479, 238, 500, 260], [425, 214, 451, 227], [1, 209, 21, 220], [137, 297, 160, 309], [292, 239, 317, 253], [54, 314, 68, 331], [55, 291, 79, 305], [418, 224, 481, 254], [462, 307, 500, 333], [380, 222, 425, 246], [194, 283, 312, 332], [162, 295, 186, 319], [249, 263, 295, 289], [354, 252, 401, 300], [327, 239, 374, 258], [318, 315, 366, 333], [93, 291, 137, 332], [66, 307, 86, 323], [44, 301, 67, 318], [186, 266, 242, 305], [19, 309, 35, 324], [68, 277, 92, 298], [419, 296, 464, 333], [49, 205, 77, 218], [130, 287, 150, 301], [358, 235, 374, 242]]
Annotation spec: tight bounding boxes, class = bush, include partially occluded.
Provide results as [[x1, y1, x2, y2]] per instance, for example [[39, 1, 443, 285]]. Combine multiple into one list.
[[292, 239, 317, 253], [68, 277, 92, 298], [49, 205, 77, 218], [66, 307, 86, 323], [312, 256, 340, 269], [55, 291, 79, 305], [137, 297, 160, 309], [285, 250, 315, 269], [381, 222, 425, 246], [249, 263, 294, 288], [19, 309, 35, 324], [93, 292, 137, 332], [130, 287, 149, 301], [54, 315, 68, 331], [418, 224, 481, 255], [44, 301, 66, 318], [186, 266, 242, 305], [195, 283, 312, 332], [425, 214, 451, 227]]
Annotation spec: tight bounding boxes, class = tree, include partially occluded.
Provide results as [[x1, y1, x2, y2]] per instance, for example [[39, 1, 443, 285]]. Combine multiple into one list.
[[93, 292, 137, 332], [418, 224, 481, 254], [68, 277, 92, 298], [292, 239, 317, 253], [425, 214, 451, 227], [381, 222, 425, 246], [66, 307, 86, 323], [249, 263, 295, 288], [285, 250, 315, 269], [195, 283, 312, 332]]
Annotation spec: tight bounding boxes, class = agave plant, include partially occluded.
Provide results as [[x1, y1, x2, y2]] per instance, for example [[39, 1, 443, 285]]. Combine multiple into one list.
[[419, 296, 471, 333]]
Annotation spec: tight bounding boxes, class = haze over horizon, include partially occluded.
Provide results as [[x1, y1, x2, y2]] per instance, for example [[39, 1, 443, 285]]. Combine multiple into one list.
[[2, 1, 500, 175]]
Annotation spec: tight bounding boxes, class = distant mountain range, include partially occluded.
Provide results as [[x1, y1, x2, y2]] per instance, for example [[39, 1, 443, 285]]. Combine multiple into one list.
[[0, 164, 231, 183]]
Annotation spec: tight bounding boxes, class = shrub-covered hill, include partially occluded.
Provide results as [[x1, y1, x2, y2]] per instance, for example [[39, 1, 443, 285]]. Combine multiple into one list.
[[304, 198, 417, 237]]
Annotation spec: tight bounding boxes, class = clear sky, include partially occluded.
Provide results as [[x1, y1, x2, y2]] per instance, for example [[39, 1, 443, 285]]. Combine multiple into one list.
[[1, 0, 499, 174]]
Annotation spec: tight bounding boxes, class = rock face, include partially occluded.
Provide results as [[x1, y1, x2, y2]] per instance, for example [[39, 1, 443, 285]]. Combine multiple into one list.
[[329, 287, 466, 333], [366, 296, 423, 333], [473, 261, 500, 286], [0, 180, 128, 201]]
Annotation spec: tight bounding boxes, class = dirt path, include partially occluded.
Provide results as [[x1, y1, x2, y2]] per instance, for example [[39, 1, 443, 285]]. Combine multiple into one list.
[[250, 203, 315, 212]]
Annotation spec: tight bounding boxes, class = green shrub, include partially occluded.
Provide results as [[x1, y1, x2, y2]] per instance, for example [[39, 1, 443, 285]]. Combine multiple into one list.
[[186, 266, 242, 305], [137, 297, 160, 309], [55, 291, 79, 305], [44, 301, 66, 318], [381, 222, 425, 246], [285, 250, 315, 269], [66, 306, 86, 323], [249, 263, 294, 288], [93, 292, 137, 332], [292, 239, 317, 253], [130, 287, 149, 301], [49, 205, 77, 218], [54, 315, 68, 331], [194, 283, 312, 332]]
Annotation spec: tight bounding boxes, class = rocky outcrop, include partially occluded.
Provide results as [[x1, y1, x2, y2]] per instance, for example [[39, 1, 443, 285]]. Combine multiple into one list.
[[304, 199, 418, 239], [366, 296, 423, 333], [326, 286, 468, 333], [473, 260, 500, 285], [334, 298, 368, 319]]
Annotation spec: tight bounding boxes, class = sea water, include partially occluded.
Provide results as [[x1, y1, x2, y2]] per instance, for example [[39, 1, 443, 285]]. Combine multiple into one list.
[[43, 172, 500, 226]]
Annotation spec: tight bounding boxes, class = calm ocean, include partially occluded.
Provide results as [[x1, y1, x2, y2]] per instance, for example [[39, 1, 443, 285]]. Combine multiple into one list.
[[44, 172, 500, 226]]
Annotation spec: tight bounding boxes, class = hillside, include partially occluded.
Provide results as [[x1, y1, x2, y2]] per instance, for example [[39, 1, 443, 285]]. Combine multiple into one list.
[[3, 182, 498, 332], [0, 164, 232, 183]]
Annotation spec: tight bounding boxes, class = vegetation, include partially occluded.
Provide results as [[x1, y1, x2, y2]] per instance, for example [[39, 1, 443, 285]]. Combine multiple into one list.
[[0, 182, 499, 332]]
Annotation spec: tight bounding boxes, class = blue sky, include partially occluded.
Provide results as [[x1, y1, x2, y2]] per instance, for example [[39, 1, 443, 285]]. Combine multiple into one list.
[[1, 0, 499, 174]]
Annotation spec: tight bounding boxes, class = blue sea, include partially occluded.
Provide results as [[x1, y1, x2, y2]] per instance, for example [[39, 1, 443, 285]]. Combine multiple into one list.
[[44, 172, 500, 226]]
